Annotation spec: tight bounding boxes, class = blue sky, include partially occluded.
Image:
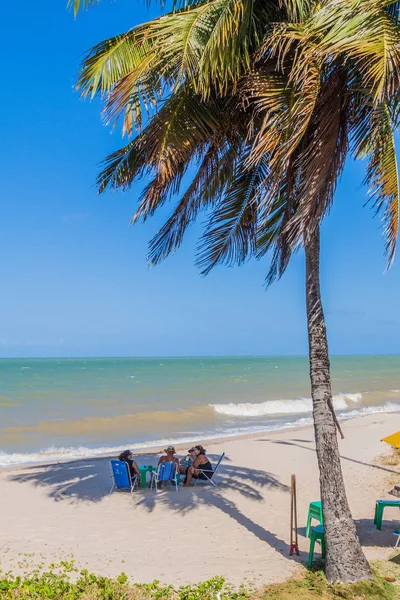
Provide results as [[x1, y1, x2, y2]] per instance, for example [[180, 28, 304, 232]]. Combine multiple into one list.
[[0, 0, 399, 358]]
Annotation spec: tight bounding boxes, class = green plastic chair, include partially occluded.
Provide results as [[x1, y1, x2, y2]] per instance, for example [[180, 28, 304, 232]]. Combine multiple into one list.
[[306, 501, 323, 538], [307, 525, 326, 568], [374, 500, 400, 530]]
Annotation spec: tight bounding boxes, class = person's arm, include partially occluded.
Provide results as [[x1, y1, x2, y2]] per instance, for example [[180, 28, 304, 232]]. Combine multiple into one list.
[[132, 460, 140, 476], [193, 456, 204, 469]]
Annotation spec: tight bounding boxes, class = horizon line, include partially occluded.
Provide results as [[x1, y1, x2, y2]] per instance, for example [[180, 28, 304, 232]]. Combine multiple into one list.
[[0, 353, 399, 360]]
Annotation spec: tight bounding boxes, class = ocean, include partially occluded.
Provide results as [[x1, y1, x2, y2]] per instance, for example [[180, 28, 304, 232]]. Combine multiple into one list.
[[1, 355, 399, 466]]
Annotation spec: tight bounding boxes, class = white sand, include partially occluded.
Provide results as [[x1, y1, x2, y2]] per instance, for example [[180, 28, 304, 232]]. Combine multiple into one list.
[[1, 413, 400, 586]]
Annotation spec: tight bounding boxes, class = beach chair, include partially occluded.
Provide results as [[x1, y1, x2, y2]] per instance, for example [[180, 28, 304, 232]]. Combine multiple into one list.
[[150, 461, 179, 493], [306, 501, 323, 538], [193, 452, 225, 487], [307, 525, 326, 567], [110, 459, 138, 495]]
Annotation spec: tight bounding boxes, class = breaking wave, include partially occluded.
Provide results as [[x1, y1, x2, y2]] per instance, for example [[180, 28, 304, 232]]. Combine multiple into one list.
[[211, 392, 362, 417]]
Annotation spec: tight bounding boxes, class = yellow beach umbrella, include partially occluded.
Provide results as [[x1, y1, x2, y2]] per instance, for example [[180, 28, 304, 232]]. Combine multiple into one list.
[[382, 431, 400, 449]]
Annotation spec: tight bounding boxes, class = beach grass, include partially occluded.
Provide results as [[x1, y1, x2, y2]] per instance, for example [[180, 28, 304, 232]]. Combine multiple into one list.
[[1, 563, 399, 600]]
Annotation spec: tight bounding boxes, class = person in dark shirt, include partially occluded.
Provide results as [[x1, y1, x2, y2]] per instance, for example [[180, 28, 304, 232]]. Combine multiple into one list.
[[118, 449, 141, 486], [183, 445, 213, 486]]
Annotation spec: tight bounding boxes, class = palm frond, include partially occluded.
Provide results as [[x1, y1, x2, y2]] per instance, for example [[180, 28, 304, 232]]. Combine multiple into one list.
[[148, 141, 241, 264], [102, 52, 161, 133], [309, 1, 400, 102], [195, 0, 277, 96], [67, 0, 101, 17], [98, 87, 231, 225], [78, 29, 160, 100], [196, 153, 268, 274], [352, 100, 399, 265], [244, 59, 320, 187], [284, 67, 349, 244], [278, 0, 314, 22], [256, 153, 301, 285]]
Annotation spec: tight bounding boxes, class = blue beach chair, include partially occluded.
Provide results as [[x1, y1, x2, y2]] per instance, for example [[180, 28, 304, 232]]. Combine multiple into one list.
[[193, 452, 225, 487], [110, 459, 138, 495], [150, 461, 179, 493]]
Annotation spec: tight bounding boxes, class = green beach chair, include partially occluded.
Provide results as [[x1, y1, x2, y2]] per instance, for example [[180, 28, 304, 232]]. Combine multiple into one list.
[[306, 501, 323, 538], [307, 525, 326, 568]]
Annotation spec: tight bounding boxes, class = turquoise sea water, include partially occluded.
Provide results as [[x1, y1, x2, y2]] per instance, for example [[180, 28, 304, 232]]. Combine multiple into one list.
[[1, 355, 399, 465]]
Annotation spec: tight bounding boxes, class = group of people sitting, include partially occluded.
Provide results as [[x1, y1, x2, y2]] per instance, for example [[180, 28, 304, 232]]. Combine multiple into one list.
[[118, 445, 213, 487]]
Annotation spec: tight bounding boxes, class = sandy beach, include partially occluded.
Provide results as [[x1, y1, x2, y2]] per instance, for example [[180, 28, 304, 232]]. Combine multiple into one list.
[[1, 413, 400, 587]]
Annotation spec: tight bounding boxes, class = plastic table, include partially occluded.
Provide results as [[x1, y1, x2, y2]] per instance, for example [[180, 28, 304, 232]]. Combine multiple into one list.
[[374, 500, 400, 530], [139, 466, 155, 488]]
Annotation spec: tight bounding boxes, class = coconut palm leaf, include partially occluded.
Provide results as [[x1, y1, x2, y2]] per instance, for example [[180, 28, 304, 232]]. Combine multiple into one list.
[[278, 0, 314, 22], [352, 100, 399, 265], [78, 30, 160, 100], [283, 67, 350, 244], [68, 0, 101, 17], [148, 140, 241, 264], [196, 153, 268, 274], [78, 0, 278, 127], [244, 60, 320, 191], [98, 87, 228, 222], [307, 1, 400, 101]]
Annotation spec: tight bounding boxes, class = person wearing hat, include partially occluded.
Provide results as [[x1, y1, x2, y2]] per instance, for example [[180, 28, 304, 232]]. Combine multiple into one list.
[[158, 446, 180, 468], [156, 446, 180, 488]]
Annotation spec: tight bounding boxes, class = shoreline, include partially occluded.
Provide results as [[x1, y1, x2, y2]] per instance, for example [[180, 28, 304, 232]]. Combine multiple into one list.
[[0, 421, 310, 472], [0, 408, 388, 473]]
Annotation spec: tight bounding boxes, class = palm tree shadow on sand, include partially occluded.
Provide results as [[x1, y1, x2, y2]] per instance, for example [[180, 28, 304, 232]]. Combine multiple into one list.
[[7, 453, 298, 558]]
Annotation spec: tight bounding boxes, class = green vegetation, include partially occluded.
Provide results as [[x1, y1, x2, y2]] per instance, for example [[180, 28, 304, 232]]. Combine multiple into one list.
[[0, 564, 399, 599]]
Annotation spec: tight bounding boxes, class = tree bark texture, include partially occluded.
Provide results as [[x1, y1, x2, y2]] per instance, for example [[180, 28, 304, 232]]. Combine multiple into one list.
[[304, 227, 372, 583]]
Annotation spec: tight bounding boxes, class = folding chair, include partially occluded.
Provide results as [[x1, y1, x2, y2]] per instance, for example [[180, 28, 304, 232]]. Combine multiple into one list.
[[393, 530, 400, 549], [150, 461, 179, 493], [193, 452, 225, 487], [110, 459, 138, 495]]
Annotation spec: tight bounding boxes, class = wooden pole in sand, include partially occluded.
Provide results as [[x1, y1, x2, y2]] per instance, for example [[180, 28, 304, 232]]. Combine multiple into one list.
[[289, 474, 299, 556]]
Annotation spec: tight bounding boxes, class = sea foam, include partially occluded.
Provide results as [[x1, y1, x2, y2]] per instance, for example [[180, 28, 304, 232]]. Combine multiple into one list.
[[211, 392, 361, 417]]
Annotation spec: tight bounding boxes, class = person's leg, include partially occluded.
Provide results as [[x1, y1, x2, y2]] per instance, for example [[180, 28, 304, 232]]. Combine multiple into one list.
[[184, 467, 200, 486]]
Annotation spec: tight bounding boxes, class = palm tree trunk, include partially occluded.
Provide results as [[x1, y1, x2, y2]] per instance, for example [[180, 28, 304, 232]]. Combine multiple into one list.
[[304, 226, 372, 583]]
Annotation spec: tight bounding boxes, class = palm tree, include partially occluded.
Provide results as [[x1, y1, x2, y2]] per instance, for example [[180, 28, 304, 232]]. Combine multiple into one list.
[[72, 0, 400, 583]]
